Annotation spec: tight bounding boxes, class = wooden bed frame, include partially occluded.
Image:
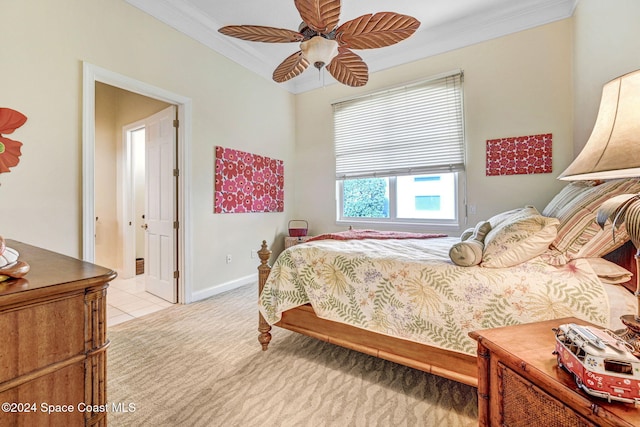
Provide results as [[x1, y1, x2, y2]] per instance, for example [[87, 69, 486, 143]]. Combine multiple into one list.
[[257, 239, 637, 388]]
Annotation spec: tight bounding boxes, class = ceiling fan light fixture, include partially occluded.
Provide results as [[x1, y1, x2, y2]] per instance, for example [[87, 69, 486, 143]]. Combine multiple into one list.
[[218, 0, 420, 87], [300, 36, 339, 69]]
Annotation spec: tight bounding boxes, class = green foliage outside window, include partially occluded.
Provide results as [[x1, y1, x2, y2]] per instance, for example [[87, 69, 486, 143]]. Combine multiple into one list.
[[343, 178, 388, 218]]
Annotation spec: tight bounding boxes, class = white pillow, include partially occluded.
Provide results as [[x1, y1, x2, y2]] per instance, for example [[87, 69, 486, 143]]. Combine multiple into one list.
[[585, 258, 633, 284], [482, 206, 559, 268]]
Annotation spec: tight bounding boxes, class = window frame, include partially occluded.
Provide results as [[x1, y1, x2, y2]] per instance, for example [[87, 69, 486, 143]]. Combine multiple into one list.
[[336, 172, 466, 233], [333, 71, 467, 231]]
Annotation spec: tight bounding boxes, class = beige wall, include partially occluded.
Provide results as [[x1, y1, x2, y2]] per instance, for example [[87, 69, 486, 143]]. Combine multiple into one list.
[[94, 83, 119, 270], [1, 0, 296, 299], [294, 20, 574, 235], [573, 0, 640, 155]]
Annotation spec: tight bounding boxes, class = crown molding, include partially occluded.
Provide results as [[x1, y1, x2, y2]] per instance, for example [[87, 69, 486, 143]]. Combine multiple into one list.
[[126, 0, 577, 94]]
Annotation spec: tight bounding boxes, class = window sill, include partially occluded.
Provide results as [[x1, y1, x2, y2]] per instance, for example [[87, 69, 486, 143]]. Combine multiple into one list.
[[336, 219, 463, 236]]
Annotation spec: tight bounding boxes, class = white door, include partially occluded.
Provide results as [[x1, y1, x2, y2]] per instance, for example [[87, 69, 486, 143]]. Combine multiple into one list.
[[144, 106, 178, 303]]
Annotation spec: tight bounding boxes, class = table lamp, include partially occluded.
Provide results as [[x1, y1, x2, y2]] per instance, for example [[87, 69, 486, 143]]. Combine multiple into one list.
[[559, 69, 640, 352]]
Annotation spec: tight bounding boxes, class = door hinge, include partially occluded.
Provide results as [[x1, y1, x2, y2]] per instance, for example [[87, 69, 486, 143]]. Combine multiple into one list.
[[173, 270, 180, 279], [173, 119, 179, 128], [173, 168, 179, 177], [174, 221, 179, 229]]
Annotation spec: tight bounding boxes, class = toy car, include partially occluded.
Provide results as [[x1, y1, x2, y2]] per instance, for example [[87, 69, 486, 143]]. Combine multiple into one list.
[[554, 323, 640, 405]]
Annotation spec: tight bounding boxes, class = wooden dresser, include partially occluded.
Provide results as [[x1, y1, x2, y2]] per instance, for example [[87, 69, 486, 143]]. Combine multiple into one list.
[[0, 240, 116, 426], [470, 317, 640, 427]]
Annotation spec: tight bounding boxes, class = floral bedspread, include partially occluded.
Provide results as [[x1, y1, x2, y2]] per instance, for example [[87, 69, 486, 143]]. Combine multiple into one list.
[[259, 237, 610, 356]]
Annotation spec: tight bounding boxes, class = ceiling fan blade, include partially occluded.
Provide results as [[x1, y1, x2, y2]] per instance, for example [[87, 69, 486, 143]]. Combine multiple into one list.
[[335, 12, 420, 49], [219, 25, 304, 43], [294, 0, 341, 34], [273, 51, 310, 83], [326, 48, 368, 87]]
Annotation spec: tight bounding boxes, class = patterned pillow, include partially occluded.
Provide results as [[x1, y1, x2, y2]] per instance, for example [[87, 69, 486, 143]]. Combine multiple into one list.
[[543, 179, 640, 265], [482, 206, 559, 268], [487, 207, 523, 229], [542, 181, 598, 217]]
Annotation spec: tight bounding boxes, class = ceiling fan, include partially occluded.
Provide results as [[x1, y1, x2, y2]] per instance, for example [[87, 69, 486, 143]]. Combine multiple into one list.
[[218, 0, 420, 87]]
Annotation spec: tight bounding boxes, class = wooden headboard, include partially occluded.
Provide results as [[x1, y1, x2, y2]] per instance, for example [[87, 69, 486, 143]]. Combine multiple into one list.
[[603, 240, 637, 294]]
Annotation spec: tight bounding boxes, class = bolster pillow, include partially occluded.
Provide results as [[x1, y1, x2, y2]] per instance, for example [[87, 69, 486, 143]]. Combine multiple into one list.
[[449, 221, 492, 267]]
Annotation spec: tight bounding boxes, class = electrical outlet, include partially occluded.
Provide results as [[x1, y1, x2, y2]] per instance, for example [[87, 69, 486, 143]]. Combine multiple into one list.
[[251, 250, 257, 259], [226, 254, 232, 264]]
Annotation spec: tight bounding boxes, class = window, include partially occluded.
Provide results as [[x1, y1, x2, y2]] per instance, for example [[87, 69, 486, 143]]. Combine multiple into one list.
[[333, 71, 465, 228], [415, 196, 440, 211], [604, 359, 633, 375]]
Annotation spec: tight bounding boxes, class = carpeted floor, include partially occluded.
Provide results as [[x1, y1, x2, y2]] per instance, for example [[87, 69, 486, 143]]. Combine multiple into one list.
[[107, 284, 478, 426]]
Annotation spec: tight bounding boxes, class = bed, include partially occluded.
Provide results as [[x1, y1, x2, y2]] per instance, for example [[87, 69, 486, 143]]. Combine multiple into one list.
[[257, 179, 640, 387]]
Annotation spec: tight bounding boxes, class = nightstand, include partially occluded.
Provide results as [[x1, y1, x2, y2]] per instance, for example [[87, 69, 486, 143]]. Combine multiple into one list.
[[284, 236, 314, 249], [470, 318, 640, 427]]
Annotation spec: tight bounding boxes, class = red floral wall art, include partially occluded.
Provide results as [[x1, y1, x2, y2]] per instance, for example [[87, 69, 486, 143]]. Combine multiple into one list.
[[214, 146, 284, 213], [486, 133, 552, 176], [0, 108, 27, 173]]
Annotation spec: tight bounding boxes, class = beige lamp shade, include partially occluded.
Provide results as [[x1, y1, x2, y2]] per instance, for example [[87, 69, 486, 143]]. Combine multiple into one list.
[[560, 69, 640, 180]]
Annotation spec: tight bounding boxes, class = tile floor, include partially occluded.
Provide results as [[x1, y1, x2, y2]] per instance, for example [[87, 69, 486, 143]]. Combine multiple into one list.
[[107, 275, 174, 326]]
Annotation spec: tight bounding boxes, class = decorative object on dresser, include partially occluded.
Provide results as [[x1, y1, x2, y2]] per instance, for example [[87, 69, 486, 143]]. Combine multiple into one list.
[[0, 107, 27, 175], [0, 235, 29, 281], [470, 318, 640, 427], [553, 323, 640, 405], [218, 0, 420, 87], [558, 69, 640, 353], [0, 240, 116, 426]]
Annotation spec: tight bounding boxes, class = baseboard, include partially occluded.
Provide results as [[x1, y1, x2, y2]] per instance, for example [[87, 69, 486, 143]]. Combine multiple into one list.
[[191, 273, 257, 302]]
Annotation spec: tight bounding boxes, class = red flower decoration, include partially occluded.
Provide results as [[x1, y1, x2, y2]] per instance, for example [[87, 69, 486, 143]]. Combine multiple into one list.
[[243, 167, 254, 181], [254, 155, 265, 170], [243, 197, 252, 209], [486, 133, 552, 176], [222, 193, 238, 211], [214, 146, 283, 213], [223, 161, 239, 179], [253, 182, 265, 198], [0, 108, 27, 173]]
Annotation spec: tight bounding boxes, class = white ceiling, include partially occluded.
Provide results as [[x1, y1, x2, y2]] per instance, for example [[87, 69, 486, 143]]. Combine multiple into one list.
[[126, 0, 577, 94]]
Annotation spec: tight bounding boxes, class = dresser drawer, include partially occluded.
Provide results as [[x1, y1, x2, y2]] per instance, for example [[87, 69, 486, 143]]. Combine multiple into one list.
[[0, 362, 85, 425], [0, 294, 85, 384]]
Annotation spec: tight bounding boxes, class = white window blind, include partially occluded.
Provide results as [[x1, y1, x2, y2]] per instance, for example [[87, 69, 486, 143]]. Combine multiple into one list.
[[333, 71, 465, 179]]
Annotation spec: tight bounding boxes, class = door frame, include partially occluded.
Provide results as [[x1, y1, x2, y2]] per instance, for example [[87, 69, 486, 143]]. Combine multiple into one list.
[[82, 62, 192, 304]]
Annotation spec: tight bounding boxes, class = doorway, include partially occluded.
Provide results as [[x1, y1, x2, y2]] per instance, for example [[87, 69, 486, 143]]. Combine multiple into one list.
[[83, 62, 193, 304], [94, 87, 178, 303], [121, 106, 179, 303], [125, 125, 147, 279]]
